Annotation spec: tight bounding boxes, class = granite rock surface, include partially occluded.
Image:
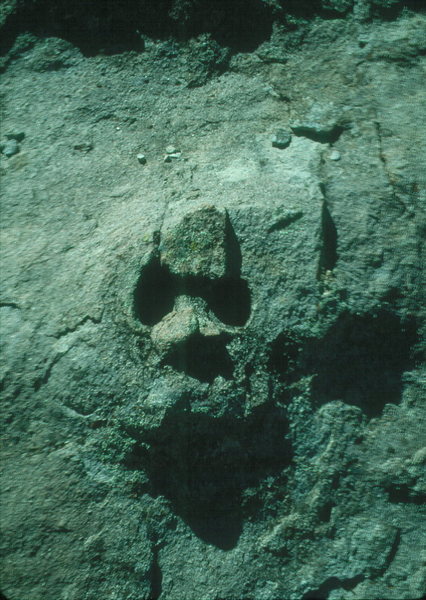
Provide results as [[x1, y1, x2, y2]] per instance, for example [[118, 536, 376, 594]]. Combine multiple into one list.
[[1, 2, 425, 599]]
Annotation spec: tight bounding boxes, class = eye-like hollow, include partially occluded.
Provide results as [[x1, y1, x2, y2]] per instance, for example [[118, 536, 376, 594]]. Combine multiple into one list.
[[207, 278, 251, 327], [133, 260, 251, 328], [134, 259, 175, 326]]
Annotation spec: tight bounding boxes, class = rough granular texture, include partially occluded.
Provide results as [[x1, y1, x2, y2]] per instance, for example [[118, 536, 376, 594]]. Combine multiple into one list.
[[1, 2, 425, 600]]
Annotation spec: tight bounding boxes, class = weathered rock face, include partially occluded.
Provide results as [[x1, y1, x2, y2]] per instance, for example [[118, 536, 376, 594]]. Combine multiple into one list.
[[1, 2, 425, 600]]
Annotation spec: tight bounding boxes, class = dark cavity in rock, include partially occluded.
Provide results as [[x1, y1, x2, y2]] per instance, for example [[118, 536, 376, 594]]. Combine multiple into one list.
[[163, 332, 234, 383], [317, 200, 338, 278], [269, 311, 418, 418], [134, 261, 251, 329]]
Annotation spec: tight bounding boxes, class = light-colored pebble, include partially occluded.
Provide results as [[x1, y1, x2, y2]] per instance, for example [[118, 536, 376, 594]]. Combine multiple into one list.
[[330, 150, 341, 161], [137, 153, 147, 165]]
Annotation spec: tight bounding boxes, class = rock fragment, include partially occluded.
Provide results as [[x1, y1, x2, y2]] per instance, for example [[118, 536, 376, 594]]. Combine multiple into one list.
[[164, 152, 181, 163], [164, 144, 182, 162], [272, 129, 292, 149], [0, 139, 19, 157], [291, 103, 344, 143], [329, 150, 341, 161], [151, 307, 199, 355], [160, 205, 229, 279], [73, 141, 93, 153], [136, 153, 147, 165]]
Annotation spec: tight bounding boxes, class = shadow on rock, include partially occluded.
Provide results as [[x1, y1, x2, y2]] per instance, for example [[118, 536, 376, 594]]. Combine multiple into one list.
[[126, 404, 292, 550], [269, 310, 419, 418]]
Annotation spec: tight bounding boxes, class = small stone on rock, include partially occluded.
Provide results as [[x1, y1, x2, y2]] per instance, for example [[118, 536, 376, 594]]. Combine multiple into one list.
[[330, 150, 341, 161], [1, 139, 19, 157], [165, 145, 178, 154], [137, 153, 147, 165], [164, 152, 181, 163], [272, 129, 291, 149], [73, 142, 93, 153]]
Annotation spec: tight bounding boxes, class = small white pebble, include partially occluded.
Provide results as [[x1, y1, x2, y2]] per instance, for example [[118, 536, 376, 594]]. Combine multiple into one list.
[[136, 153, 147, 165], [165, 145, 177, 154], [330, 150, 341, 161]]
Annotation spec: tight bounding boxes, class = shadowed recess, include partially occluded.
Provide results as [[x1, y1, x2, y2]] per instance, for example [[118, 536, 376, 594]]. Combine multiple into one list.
[[386, 484, 426, 505], [133, 258, 175, 326], [163, 332, 234, 383], [2, 0, 424, 57], [1, 0, 274, 56], [125, 404, 291, 549], [134, 260, 251, 329], [269, 311, 418, 418], [268, 335, 301, 384], [309, 312, 418, 416], [291, 124, 344, 144], [224, 210, 243, 275], [148, 546, 163, 600], [317, 200, 338, 279], [207, 278, 251, 326]]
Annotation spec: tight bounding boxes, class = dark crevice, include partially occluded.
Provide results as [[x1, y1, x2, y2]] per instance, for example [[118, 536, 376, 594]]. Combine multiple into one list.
[[317, 501, 334, 523], [149, 546, 163, 600], [184, 513, 243, 551], [224, 211, 243, 276], [383, 528, 401, 573], [134, 257, 175, 327], [302, 574, 364, 600], [126, 404, 292, 549], [163, 332, 234, 383], [55, 313, 103, 339], [0, 302, 20, 309], [317, 201, 338, 279], [33, 353, 63, 391], [0, 0, 147, 56]]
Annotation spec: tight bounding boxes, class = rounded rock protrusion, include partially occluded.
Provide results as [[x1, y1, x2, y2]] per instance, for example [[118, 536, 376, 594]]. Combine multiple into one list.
[[329, 150, 341, 161]]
